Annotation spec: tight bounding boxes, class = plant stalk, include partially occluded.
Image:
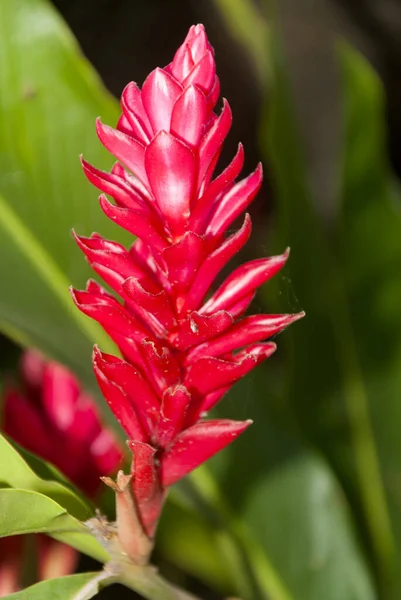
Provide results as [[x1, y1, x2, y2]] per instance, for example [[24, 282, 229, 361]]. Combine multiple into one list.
[[116, 562, 200, 600]]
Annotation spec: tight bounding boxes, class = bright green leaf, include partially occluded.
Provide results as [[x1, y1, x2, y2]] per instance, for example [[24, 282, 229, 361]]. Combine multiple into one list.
[[244, 454, 375, 600], [0, 0, 128, 397], [5, 571, 113, 600], [0, 434, 92, 520], [0, 489, 108, 563]]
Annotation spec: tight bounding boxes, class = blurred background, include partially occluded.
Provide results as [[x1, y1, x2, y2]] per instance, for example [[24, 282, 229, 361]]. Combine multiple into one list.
[[1, 0, 401, 599]]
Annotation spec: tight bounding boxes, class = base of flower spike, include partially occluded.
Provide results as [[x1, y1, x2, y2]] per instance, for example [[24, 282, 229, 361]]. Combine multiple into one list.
[[101, 471, 153, 566]]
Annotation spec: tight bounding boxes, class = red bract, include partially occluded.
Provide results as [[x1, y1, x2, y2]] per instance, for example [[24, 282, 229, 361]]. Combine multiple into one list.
[[3, 350, 122, 497], [0, 350, 122, 595], [72, 24, 303, 537]]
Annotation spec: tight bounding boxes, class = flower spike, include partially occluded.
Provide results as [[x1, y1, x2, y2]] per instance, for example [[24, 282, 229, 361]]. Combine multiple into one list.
[[74, 23, 304, 540]]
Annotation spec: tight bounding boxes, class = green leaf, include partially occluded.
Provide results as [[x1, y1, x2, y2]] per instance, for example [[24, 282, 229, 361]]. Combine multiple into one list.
[[183, 401, 375, 600], [261, 10, 401, 597], [0, 434, 92, 520], [244, 454, 375, 600], [0, 0, 129, 395], [5, 571, 113, 600], [0, 489, 108, 563], [337, 45, 401, 597]]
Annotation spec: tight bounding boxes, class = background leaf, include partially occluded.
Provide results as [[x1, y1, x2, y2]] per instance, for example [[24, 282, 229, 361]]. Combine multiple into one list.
[[0, 0, 128, 396], [0, 434, 92, 519], [256, 6, 401, 598], [336, 45, 401, 597], [243, 453, 375, 600], [5, 571, 112, 600], [0, 489, 108, 563]]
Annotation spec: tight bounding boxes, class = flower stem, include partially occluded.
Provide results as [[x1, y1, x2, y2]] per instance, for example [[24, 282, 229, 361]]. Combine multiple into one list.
[[117, 563, 201, 600]]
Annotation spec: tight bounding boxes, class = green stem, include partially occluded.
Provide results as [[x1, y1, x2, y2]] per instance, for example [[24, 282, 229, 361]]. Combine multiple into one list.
[[331, 270, 395, 581], [117, 563, 200, 600]]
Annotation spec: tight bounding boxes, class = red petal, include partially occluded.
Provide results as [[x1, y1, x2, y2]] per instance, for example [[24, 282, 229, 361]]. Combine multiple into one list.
[[226, 292, 255, 320], [170, 42, 195, 81], [70, 287, 150, 341], [201, 250, 290, 315], [189, 143, 245, 233], [184, 214, 252, 311], [139, 338, 181, 394], [145, 131, 196, 234], [128, 441, 165, 537], [111, 162, 153, 203], [188, 26, 210, 63], [73, 231, 145, 293], [91, 428, 123, 475], [68, 393, 102, 442], [207, 76, 220, 112], [187, 313, 304, 362], [123, 277, 176, 331], [171, 85, 207, 147], [206, 163, 263, 238], [130, 239, 169, 290], [42, 363, 79, 431], [157, 385, 192, 448], [201, 386, 231, 414], [81, 158, 146, 211], [121, 82, 152, 144], [20, 349, 45, 392], [107, 331, 146, 371], [117, 113, 135, 138], [161, 419, 252, 486], [182, 50, 216, 95], [94, 347, 158, 437], [96, 119, 148, 186], [0, 537, 24, 597], [169, 311, 233, 351], [3, 390, 54, 460], [142, 67, 183, 134], [184, 343, 276, 397], [162, 232, 207, 295], [99, 195, 167, 253], [197, 99, 232, 189]]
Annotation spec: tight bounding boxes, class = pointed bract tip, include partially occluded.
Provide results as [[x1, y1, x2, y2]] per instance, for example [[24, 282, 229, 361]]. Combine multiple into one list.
[[255, 162, 263, 177], [71, 229, 83, 245], [126, 439, 157, 458], [92, 344, 101, 360]]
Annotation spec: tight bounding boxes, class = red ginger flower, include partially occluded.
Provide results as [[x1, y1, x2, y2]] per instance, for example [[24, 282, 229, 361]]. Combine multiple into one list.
[[72, 24, 303, 538], [3, 349, 122, 497], [0, 350, 122, 596]]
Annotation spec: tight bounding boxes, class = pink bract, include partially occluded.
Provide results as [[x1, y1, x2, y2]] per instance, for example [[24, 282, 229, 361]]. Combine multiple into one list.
[[1, 349, 122, 596], [72, 24, 303, 536], [3, 349, 122, 497]]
